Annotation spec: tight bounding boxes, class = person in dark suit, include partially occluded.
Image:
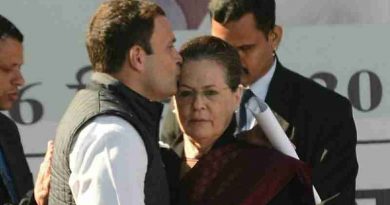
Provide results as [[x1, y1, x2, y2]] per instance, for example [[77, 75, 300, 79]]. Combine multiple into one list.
[[0, 14, 51, 205], [0, 114, 33, 205], [209, 0, 358, 204], [0, 13, 33, 205]]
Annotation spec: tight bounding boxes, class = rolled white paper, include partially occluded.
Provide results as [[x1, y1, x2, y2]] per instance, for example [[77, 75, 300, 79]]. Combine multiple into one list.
[[245, 96, 322, 204]]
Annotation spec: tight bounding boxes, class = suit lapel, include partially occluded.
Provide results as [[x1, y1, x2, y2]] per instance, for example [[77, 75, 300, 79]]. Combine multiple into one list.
[[265, 60, 297, 143]]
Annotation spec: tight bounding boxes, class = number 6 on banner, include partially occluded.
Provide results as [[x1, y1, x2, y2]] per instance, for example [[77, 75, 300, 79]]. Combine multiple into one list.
[[9, 82, 44, 125]]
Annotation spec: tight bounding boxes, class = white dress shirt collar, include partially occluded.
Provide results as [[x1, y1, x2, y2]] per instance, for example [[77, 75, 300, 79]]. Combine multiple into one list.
[[249, 59, 277, 100]]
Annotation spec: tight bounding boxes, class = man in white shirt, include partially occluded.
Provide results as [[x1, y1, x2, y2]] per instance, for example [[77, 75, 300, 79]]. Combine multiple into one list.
[[48, 1, 182, 205]]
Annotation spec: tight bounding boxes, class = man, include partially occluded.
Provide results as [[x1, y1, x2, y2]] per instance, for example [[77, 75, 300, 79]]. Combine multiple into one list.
[[0, 14, 52, 205], [0, 14, 33, 205], [209, 0, 358, 204], [48, 0, 182, 204]]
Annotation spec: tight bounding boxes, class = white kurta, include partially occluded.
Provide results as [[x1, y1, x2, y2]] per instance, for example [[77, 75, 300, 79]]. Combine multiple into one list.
[[69, 115, 147, 205]]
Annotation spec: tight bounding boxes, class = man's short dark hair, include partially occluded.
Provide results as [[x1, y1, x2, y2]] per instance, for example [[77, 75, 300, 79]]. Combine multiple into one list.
[[209, 0, 275, 35], [86, 0, 165, 73], [0, 14, 23, 42], [179, 35, 243, 91]]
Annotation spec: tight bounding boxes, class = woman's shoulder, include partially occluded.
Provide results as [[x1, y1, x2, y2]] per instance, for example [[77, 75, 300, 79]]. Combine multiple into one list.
[[179, 142, 313, 205], [235, 142, 307, 167]]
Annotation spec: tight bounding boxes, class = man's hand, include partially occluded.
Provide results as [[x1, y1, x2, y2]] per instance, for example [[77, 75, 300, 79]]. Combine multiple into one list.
[[34, 140, 54, 205]]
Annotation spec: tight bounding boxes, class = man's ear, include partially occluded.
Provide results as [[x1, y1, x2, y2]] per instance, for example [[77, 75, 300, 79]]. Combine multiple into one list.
[[128, 45, 146, 71], [268, 25, 283, 51]]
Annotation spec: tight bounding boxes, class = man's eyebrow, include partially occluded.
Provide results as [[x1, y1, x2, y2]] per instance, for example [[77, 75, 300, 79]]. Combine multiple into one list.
[[178, 84, 193, 89], [237, 44, 254, 49], [203, 85, 217, 89], [178, 84, 218, 89]]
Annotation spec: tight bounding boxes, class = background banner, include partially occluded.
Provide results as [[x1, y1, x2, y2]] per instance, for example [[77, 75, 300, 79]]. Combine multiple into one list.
[[1, 1, 389, 204]]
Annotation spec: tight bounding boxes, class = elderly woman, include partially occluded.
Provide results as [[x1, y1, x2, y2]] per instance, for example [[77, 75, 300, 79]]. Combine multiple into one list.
[[162, 36, 315, 205]]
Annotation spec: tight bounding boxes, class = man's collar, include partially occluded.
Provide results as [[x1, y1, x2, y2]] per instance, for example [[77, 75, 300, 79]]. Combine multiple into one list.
[[249, 58, 277, 100], [91, 72, 118, 85]]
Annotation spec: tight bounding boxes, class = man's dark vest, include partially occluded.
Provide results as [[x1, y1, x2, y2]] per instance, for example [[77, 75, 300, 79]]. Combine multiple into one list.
[[48, 73, 170, 205]]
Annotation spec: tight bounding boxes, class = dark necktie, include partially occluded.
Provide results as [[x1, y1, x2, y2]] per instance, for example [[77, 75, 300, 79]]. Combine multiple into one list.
[[239, 89, 254, 130], [0, 149, 18, 204]]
